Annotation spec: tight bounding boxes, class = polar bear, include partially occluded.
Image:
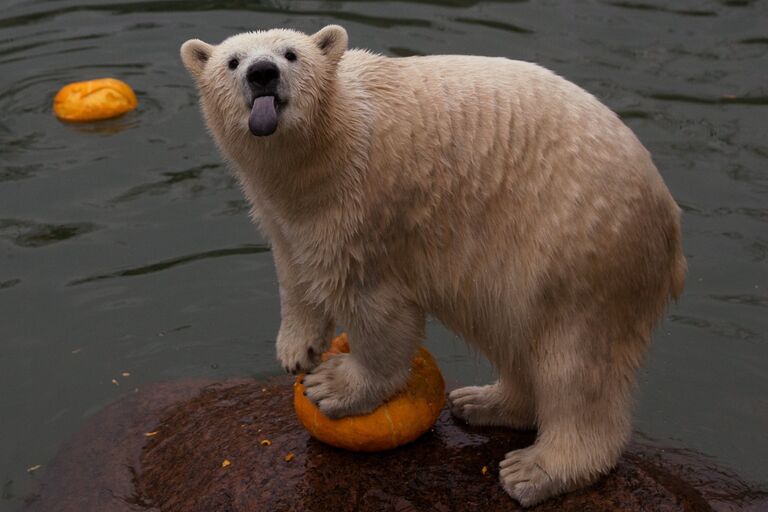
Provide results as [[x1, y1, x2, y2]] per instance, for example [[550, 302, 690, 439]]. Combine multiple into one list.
[[180, 25, 686, 506]]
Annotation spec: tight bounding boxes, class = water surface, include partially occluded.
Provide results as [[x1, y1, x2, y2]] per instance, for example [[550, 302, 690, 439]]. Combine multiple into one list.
[[0, 0, 766, 509]]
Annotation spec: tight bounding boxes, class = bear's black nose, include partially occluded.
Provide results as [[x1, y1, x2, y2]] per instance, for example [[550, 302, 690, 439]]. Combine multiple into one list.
[[246, 61, 280, 88]]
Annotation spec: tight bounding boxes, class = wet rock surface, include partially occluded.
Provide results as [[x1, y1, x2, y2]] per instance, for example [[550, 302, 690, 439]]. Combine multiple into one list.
[[26, 377, 767, 512]]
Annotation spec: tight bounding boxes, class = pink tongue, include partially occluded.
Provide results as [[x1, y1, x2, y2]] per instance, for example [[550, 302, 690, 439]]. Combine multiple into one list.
[[248, 96, 278, 136]]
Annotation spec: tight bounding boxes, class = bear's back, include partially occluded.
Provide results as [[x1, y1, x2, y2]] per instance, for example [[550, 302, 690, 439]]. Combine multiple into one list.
[[339, 50, 617, 136], [339, 50, 647, 173], [338, 49, 658, 198], [333, 50, 679, 302]]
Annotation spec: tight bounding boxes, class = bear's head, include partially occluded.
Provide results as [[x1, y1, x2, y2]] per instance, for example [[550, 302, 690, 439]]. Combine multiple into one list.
[[180, 25, 348, 139]]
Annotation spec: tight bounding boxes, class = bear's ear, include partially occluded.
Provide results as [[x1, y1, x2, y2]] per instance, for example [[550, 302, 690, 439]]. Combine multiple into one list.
[[180, 39, 215, 79], [311, 25, 348, 64]]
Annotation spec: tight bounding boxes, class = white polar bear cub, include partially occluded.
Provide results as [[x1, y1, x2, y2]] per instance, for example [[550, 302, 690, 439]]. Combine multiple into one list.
[[181, 25, 686, 506]]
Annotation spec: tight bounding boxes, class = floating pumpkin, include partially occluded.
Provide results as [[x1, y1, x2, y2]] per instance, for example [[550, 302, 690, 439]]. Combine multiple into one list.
[[294, 333, 445, 451], [53, 78, 138, 122]]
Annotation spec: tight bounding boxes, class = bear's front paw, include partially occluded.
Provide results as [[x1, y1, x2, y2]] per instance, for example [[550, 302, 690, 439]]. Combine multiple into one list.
[[276, 331, 328, 374], [302, 354, 387, 418]]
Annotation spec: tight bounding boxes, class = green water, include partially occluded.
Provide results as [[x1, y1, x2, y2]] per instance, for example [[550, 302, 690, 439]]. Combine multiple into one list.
[[0, 0, 766, 508]]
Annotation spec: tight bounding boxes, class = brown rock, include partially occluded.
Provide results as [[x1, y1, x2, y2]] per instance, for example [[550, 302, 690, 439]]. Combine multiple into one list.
[[26, 377, 767, 512]]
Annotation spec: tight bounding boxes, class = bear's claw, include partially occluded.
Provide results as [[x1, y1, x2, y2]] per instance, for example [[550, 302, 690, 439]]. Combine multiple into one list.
[[276, 333, 327, 376]]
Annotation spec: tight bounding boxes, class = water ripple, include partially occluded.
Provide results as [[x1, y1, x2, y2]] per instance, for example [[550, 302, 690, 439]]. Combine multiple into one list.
[[388, 47, 425, 57], [676, 203, 768, 222], [603, 1, 717, 17], [109, 163, 225, 204], [647, 92, 768, 106], [710, 294, 768, 308], [0, 278, 21, 290], [739, 37, 768, 45], [452, 17, 532, 35], [0, 218, 99, 248], [0, 2, 433, 30], [668, 314, 760, 342], [68, 244, 271, 286]]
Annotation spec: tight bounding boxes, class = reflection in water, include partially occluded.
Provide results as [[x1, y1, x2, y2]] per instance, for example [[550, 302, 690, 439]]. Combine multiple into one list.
[[61, 114, 141, 135]]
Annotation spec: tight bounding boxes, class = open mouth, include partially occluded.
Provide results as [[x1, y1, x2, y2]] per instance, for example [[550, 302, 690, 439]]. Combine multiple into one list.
[[248, 93, 286, 137]]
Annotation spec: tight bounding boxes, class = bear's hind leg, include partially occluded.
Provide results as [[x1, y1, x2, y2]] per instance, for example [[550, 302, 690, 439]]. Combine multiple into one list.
[[449, 371, 536, 429], [500, 321, 641, 507]]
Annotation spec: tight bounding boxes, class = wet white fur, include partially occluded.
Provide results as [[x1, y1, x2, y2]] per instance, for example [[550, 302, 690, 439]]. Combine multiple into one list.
[[181, 25, 686, 506]]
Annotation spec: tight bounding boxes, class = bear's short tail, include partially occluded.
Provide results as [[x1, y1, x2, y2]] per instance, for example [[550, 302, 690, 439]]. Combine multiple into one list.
[[669, 215, 687, 301]]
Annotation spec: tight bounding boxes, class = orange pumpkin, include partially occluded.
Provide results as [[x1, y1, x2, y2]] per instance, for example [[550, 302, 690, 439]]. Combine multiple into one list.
[[53, 78, 138, 122], [294, 333, 445, 451]]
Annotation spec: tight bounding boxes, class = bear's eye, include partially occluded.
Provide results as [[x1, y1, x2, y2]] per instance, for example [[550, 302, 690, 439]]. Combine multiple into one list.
[[228, 58, 239, 70], [284, 51, 297, 62]]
